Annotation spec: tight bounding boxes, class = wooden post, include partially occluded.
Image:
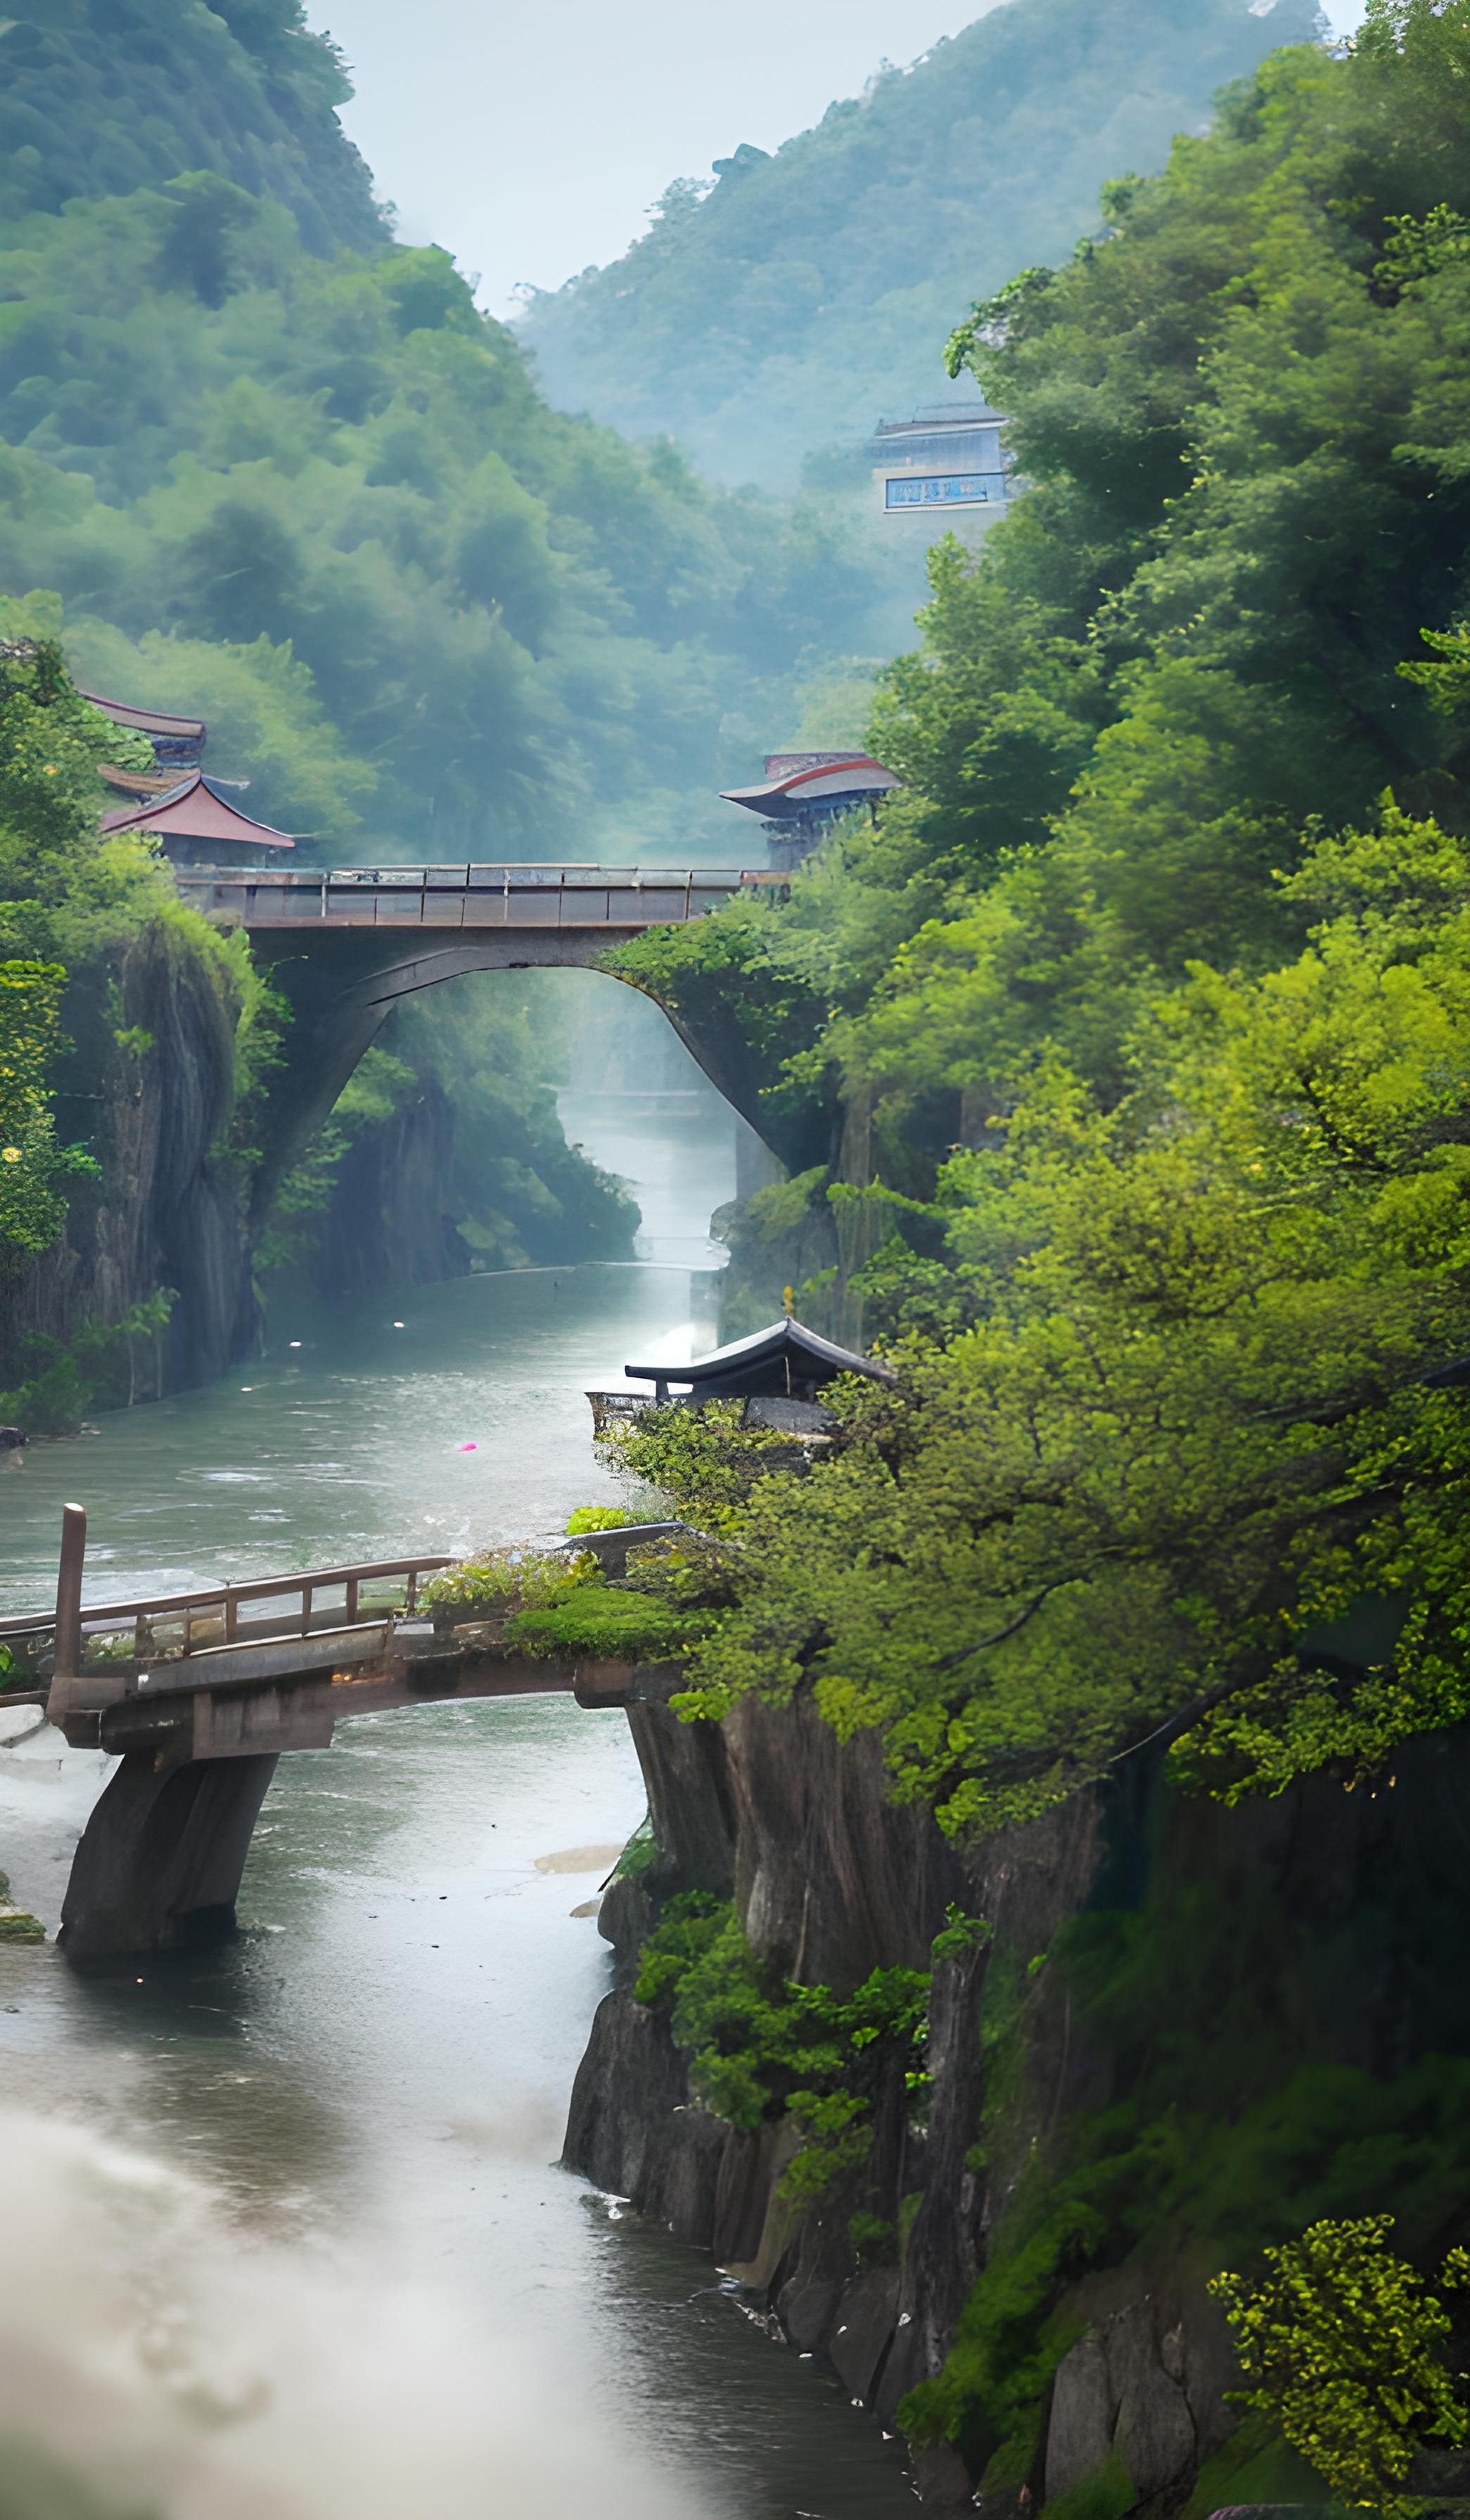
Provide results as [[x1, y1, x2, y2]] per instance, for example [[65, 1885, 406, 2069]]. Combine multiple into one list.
[[47, 1502, 87, 1725], [54, 1503, 85, 1676]]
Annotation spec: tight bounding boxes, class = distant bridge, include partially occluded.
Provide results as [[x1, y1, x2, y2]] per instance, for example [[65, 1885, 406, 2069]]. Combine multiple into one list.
[[2, 1505, 675, 1962], [169, 861, 789, 1212], [172, 862, 758, 937]]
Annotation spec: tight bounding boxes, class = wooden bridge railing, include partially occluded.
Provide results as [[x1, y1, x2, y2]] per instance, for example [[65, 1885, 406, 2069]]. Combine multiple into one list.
[[1, 1505, 452, 1673]]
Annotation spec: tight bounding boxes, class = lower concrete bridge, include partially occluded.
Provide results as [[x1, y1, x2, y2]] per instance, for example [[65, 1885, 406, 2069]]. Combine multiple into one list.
[[0, 1506, 673, 1962]]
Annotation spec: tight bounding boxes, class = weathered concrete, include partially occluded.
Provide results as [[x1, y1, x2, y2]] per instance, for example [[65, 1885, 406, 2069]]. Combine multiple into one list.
[[52, 1642, 659, 1959], [59, 1752, 280, 1960]]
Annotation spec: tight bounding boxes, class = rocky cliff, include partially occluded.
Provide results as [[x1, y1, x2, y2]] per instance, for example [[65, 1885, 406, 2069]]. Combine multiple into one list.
[[566, 1679, 1470, 2512], [1, 920, 255, 1410]]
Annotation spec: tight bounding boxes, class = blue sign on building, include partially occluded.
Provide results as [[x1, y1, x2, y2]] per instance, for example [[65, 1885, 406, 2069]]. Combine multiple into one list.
[[885, 472, 1006, 510]]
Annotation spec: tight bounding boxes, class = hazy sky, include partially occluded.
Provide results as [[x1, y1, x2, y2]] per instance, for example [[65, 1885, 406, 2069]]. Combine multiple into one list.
[[321, 0, 1369, 317]]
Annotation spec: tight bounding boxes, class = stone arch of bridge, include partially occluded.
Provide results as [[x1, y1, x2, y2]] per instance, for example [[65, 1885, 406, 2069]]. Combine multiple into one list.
[[249, 927, 786, 1231]]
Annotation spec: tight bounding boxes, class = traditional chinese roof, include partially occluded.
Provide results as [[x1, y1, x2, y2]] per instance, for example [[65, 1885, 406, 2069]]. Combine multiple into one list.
[[720, 754, 900, 820], [624, 1316, 897, 1401], [99, 770, 295, 851], [82, 690, 205, 743], [97, 761, 184, 801]]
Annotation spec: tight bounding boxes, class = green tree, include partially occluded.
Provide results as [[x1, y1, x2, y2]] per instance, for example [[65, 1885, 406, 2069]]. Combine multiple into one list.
[[1211, 2216, 1470, 2512], [0, 958, 91, 1266], [613, 806, 1470, 1834]]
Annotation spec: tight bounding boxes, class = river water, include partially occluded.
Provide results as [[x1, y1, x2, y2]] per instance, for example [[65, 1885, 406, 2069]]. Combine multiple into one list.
[[0, 1087, 915, 2520]]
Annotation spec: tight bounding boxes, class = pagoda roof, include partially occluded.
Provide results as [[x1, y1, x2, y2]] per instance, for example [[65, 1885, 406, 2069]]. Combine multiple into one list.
[[720, 755, 900, 820], [98, 761, 184, 801], [625, 1316, 897, 1400], [99, 771, 295, 851], [82, 690, 206, 742]]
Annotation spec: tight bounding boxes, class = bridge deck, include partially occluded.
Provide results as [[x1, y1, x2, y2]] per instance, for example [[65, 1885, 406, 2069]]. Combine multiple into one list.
[[15, 1515, 670, 1758], [172, 863, 761, 931]]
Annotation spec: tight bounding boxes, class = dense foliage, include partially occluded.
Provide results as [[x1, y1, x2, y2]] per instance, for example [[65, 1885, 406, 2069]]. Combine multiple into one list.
[[635, 1890, 938, 2202], [1212, 2217, 1470, 2511], [421, 1543, 696, 1662], [518, 0, 1318, 491], [601, 1, 1470, 1830], [0, 0, 383, 252]]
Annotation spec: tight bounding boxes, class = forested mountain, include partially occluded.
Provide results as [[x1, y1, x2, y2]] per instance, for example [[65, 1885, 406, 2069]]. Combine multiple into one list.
[[0, 195, 876, 859], [0, 0, 383, 253], [517, 0, 1322, 491], [0, 8, 886, 864]]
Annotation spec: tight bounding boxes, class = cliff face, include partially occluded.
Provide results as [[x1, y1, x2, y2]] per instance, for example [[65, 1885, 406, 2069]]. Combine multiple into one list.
[[2, 922, 255, 1403], [269, 1051, 641, 1303], [565, 1684, 1470, 2512], [308, 1079, 471, 1301]]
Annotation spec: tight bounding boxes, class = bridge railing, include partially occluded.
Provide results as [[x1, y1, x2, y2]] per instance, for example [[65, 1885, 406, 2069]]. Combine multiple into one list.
[[1, 1531, 453, 1673], [170, 865, 762, 930]]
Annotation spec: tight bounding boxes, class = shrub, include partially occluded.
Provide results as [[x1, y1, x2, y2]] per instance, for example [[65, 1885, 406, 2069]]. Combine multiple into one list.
[[1210, 2215, 1470, 2514]]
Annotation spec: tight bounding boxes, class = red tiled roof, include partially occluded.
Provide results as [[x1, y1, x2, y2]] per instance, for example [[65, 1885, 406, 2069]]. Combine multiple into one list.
[[720, 755, 900, 818], [99, 771, 295, 851]]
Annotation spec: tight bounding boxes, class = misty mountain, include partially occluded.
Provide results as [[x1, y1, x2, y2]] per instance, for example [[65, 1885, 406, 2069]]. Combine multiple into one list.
[[516, 0, 1324, 492], [0, 0, 386, 255]]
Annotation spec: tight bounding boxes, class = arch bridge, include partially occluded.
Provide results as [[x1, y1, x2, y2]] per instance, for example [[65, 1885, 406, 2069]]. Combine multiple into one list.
[[172, 861, 786, 1208]]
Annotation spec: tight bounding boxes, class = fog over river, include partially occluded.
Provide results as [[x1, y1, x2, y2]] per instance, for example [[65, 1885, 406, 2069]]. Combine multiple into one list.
[[0, 1091, 913, 2519]]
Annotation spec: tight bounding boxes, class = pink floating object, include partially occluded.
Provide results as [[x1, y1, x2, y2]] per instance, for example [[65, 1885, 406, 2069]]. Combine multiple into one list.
[[456, 1441, 478, 1452]]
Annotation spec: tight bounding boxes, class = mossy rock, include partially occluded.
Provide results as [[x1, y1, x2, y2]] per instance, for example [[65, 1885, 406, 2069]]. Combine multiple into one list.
[[1040, 2450, 1135, 2520], [0, 1910, 45, 1941]]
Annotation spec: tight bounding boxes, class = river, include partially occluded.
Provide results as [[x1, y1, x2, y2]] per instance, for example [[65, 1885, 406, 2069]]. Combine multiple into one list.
[[0, 1086, 916, 2520]]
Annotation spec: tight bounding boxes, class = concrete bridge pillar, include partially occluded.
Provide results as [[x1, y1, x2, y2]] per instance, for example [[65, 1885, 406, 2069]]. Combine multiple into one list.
[[59, 1753, 279, 1962]]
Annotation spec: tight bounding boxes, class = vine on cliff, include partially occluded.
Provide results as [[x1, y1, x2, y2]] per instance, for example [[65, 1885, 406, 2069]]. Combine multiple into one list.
[[634, 1896, 989, 2201]]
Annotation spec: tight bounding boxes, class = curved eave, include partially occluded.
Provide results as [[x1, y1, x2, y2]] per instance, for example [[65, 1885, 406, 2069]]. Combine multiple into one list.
[[720, 758, 900, 818], [625, 1317, 897, 1390]]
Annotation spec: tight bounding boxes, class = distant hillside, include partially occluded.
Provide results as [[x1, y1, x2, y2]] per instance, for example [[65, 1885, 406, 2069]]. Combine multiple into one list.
[[0, 0, 383, 254], [517, 0, 1324, 491]]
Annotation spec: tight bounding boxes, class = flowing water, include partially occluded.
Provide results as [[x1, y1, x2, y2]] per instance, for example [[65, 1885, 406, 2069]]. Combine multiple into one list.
[[0, 1087, 915, 2520]]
